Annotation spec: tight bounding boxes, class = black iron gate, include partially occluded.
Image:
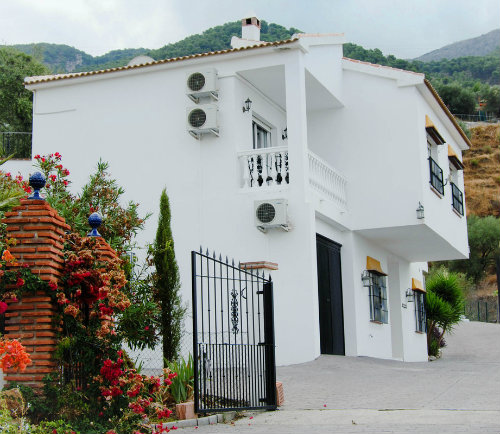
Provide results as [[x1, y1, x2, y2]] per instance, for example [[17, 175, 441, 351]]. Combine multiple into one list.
[[192, 249, 277, 413]]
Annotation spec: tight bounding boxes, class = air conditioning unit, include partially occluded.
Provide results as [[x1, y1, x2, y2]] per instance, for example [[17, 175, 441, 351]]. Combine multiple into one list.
[[186, 69, 218, 102], [187, 104, 219, 139], [254, 199, 289, 232]]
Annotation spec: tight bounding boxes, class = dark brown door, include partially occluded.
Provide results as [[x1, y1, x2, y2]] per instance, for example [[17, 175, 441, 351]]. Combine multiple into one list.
[[316, 234, 345, 355]]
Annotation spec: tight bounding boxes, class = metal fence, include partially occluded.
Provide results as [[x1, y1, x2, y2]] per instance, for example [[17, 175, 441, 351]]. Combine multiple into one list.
[[464, 300, 499, 323], [454, 113, 498, 123], [0, 132, 32, 159]]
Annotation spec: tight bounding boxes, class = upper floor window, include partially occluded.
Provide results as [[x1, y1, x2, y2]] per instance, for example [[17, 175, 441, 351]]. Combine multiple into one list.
[[253, 119, 271, 149], [429, 156, 444, 195]]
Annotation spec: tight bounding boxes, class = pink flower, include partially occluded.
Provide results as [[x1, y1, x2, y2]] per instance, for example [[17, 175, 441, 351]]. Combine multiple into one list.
[[0, 301, 8, 314]]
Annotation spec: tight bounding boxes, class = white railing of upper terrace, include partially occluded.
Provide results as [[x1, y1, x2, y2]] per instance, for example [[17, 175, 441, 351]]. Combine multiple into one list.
[[308, 150, 347, 210], [238, 147, 347, 210], [238, 146, 289, 189]]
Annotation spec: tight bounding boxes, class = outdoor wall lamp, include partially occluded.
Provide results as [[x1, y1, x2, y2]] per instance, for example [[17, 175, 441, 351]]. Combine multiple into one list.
[[242, 98, 252, 112], [361, 270, 372, 287], [405, 289, 415, 302], [282, 127, 288, 140], [416, 202, 425, 219]]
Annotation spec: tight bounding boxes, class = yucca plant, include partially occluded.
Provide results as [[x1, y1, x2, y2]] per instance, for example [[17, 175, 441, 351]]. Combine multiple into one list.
[[426, 267, 464, 355], [166, 354, 194, 403]]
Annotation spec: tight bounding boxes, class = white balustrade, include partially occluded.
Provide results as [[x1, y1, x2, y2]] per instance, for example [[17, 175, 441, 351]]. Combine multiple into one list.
[[238, 146, 289, 189], [308, 150, 347, 210]]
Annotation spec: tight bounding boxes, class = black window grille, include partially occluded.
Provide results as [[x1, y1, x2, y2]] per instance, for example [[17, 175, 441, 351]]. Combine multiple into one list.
[[428, 157, 444, 195], [368, 273, 388, 323], [414, 291, 426, 332], [0, 314, 5, 335], [450, 182, 464, 216]]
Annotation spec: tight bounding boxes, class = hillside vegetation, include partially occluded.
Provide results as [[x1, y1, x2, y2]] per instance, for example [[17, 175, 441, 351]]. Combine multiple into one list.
[[463, 124, 500, 217], [11, 20, 299, 73]]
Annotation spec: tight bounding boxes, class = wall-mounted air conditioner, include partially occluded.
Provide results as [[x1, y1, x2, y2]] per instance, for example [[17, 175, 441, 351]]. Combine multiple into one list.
[[186, 104, 219, 139], [254, 199, 289, 233], [186, 69, 218, 103]]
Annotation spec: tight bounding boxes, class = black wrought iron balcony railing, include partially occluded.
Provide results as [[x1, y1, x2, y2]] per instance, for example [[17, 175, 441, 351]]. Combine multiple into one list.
[[451, 182, 464, 216], [428, 156, 444, 195], [0, 132, 32, 159]]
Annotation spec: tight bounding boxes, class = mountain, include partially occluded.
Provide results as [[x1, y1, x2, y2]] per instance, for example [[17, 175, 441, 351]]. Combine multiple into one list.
[[9, 20, 300, 74], [415, 29, 500, 62]]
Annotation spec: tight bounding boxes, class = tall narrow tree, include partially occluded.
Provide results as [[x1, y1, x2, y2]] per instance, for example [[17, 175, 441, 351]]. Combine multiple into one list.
[[153, 188, 185, 363]]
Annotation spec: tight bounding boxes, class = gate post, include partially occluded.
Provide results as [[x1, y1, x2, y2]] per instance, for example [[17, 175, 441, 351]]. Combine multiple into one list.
[[191, 250, 200, 414], [263, 278, 277, 408]]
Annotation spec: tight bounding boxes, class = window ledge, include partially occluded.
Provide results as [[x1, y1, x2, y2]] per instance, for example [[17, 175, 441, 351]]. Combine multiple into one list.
[[415, 331, 425, 335], [452, 207, 464, 218], [430, 185, 444, 198], [370, 320, 386, 325]]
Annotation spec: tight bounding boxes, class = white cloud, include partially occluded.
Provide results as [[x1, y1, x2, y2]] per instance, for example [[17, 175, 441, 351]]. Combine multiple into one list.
[[0, 0, 499, 58]]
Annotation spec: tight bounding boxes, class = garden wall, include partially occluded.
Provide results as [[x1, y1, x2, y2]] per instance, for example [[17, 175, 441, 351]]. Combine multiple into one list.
[[1, 198, 118, 388]]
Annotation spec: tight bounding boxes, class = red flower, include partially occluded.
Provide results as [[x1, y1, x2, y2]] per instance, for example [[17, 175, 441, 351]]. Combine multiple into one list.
[[144, 326, 149, 331], [52, 430, 57, 434], [15, 278, 24, 288], [0, 302, 7, 314], [48, 281, 58, 291], [34, 154, 40, 159]]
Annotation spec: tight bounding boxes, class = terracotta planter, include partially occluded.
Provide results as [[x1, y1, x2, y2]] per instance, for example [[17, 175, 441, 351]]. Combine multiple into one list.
[[176, 401, 196, 420]]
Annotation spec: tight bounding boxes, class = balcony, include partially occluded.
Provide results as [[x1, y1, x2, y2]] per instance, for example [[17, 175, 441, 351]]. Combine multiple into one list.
[[451, 182, 464, 216], [308, 151, 347, 210], [428, 156, 444, 195], [238, 146, 289, 190], [238, 147, 347, 210]]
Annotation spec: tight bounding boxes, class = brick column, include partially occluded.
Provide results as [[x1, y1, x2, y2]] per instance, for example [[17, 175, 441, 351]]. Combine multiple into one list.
[[2, 198, 70, 387]]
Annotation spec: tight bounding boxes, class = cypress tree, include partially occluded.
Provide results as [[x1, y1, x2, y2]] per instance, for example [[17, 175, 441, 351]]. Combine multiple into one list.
[[153, 188, 185, 363]]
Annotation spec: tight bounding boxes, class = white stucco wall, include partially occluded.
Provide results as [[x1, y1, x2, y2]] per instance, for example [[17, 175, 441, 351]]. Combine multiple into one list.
[[13, 41, 470, 367]]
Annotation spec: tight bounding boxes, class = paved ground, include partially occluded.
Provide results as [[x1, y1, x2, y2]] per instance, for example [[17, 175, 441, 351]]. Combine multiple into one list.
[[183, 321, 500, 433]]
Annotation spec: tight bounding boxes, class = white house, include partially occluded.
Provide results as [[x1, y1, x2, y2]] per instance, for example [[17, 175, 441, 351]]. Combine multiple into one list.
[[16, 17, 470, 366]]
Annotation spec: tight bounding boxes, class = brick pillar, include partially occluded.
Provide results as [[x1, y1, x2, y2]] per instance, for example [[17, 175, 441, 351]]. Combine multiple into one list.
[[2, 198, 70, 387]]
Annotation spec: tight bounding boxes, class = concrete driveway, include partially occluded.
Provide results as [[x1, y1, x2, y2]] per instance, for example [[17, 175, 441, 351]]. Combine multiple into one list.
[[183, 321, 500, 433]]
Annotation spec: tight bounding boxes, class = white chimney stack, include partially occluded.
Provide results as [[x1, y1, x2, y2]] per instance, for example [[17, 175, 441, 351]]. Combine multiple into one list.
[[231, 16, 265, 49], [241, 17, 261, 41]]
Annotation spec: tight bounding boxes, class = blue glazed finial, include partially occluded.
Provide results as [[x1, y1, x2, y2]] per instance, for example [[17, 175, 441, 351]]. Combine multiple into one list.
[[87, 212, 103, 237], [28, 172, 46, 200]]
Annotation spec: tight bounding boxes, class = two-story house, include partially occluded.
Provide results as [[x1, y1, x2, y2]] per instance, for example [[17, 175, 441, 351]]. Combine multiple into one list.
[[15, 17, 470, 366]]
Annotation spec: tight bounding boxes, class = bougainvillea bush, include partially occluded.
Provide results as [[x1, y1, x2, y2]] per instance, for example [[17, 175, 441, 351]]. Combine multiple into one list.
[[0, 154, 178, 433]]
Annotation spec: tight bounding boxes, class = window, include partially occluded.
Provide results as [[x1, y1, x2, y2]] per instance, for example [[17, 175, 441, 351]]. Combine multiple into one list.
[[253, 120, 271, 149], [428, 156, 444, 195], [414, 292, 426, 332], [368, 273, 388, 324], [451, 182, 464, 215]]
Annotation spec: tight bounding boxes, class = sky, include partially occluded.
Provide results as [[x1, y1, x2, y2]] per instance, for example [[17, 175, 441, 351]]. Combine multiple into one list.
[[0, 0, 499, 59]]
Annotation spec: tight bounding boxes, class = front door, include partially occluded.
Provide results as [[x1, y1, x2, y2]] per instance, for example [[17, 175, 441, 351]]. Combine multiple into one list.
[[316, 234, 345, 355]]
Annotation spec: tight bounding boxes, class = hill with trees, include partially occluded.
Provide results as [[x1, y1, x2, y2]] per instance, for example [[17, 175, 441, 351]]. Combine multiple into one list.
[[10, 20, 300, 73], [415, 28, 500, 62]]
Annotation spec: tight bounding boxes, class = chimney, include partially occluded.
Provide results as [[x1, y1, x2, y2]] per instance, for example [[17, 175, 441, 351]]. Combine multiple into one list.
[[241, 17, 261, 41]]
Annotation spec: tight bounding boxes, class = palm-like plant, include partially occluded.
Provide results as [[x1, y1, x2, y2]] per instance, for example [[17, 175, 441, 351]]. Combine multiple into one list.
[[426, 268, 464, 353]]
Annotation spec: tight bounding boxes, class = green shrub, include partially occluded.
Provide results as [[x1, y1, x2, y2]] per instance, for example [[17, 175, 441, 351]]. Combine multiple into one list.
[[167, 354, 194, 403], [470, 159, 479, 167], [425, 267, 465, 356]]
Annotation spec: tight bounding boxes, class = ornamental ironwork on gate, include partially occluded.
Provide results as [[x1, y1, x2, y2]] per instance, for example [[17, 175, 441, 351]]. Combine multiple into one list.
[[191, 249, 277, 413]]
